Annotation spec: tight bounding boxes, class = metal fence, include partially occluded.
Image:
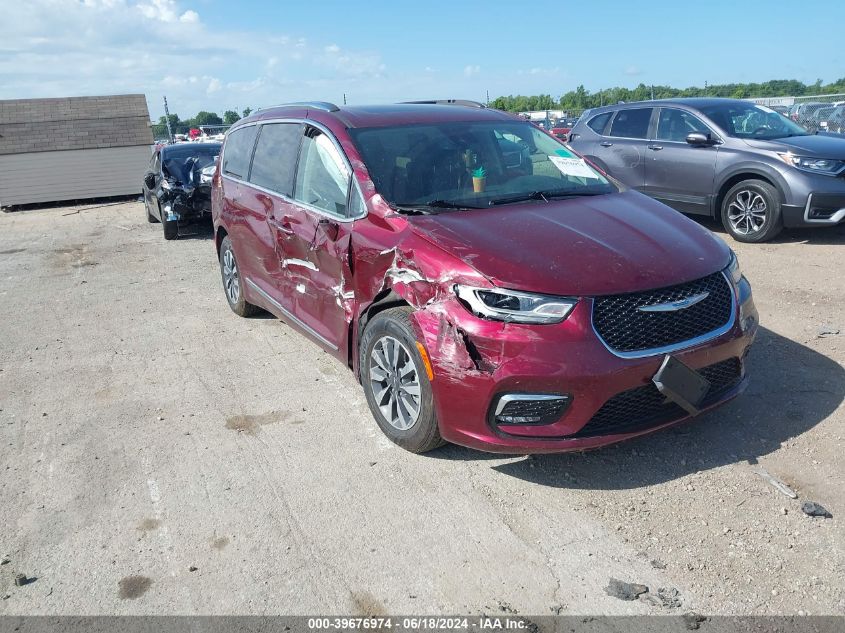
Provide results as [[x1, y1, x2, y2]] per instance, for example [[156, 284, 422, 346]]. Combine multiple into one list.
[[787, 94, 845, 133]]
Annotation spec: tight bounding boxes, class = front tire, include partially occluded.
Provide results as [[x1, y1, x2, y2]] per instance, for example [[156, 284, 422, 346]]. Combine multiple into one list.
[[219, 235, 259, 317], [145, 197, 159, 223], [162, 218, 178, 240], [721, 180, 783, 243], [360, 307, 444, 453]]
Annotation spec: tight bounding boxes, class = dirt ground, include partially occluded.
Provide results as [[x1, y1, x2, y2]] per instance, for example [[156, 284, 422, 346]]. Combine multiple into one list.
[[0, 200, 842, 616]]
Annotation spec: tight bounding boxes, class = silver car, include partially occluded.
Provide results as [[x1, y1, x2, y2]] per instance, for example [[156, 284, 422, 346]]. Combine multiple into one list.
[[568, 98, 845, 242]]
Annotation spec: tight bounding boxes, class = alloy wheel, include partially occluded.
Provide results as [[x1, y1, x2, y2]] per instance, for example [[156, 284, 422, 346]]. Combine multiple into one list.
[[368, 336, 421, 431], [222, 247, 240, 304], [727, 190, 767, 235]]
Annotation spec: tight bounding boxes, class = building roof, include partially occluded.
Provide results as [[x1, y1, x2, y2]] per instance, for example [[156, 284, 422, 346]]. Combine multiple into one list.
[[0, 94, 153, 156]]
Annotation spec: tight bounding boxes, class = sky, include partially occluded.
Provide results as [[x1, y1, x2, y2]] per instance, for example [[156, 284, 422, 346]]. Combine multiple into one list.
[[1, 0, 844, 120]]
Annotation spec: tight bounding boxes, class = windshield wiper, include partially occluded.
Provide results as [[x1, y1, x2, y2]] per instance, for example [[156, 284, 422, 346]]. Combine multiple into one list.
[[488, 189, 607, 206], [391, 205, 437, 215], [424, 199, 482, 209], [392, 199, 482, 214]]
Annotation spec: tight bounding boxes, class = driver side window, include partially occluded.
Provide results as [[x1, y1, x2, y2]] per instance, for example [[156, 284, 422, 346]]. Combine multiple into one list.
[[294, 128, 351, 217], [656, 109, 711, 142]]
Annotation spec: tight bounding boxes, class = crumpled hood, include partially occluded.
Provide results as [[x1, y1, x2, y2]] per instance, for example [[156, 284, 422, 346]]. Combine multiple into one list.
[[409, 190, 730, 296], [744, 134, 845, 158]]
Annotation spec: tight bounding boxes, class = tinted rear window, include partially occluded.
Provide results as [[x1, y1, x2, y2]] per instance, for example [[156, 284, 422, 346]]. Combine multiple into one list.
[[249, 123, 302, 196], [587, 112, 612, 134], [608, 108, 653, 139], [222, 126, 258, 179]]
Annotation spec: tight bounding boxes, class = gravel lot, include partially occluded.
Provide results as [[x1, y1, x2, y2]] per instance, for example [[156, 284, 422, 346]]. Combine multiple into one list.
[[0, 200, 842, 616]]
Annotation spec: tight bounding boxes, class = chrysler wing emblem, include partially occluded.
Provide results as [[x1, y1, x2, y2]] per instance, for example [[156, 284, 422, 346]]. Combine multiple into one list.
[[637, 291, 710, 313]]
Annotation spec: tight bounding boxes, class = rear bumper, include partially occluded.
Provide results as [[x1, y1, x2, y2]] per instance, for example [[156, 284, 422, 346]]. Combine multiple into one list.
[[415, 278, 758, 454]]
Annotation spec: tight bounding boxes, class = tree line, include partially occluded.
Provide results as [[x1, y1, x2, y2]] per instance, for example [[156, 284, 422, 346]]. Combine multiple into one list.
[[150, 77, 845, 137], [151, 107, 254, 139], [490, 78, 845, 114]]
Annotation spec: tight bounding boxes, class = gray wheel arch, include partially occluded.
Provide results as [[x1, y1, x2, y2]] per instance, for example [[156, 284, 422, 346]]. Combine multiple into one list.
[[714, 164, 789, 217]]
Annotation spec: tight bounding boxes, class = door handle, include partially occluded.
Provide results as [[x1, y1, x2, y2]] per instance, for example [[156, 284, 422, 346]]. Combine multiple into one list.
[[600, 141, 613, 147], [648, 144, 663, 151], [269, 217, 294, 235], [279, 220, 294, 235]]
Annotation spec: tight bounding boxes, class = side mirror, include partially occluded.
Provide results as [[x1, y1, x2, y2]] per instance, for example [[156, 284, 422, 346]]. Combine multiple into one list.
[[686, 132, 713, 146], [144, 173, 156, 189]]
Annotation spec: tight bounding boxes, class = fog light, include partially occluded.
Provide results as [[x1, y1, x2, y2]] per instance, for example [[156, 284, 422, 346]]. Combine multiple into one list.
[[494, 394, 570, 426]]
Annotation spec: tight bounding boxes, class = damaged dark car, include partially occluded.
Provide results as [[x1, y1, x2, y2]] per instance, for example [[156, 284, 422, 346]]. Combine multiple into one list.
[[142, 142, 221, 240], [212, 101, 757, 454]]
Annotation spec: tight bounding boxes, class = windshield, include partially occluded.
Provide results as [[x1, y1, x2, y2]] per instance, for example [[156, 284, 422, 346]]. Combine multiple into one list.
[[162, 147, 220, 184], [349, 120, 616, 209], [699, 102, 809, 140]]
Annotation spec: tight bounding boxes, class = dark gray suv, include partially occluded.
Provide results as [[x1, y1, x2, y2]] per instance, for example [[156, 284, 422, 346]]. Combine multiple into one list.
[[568, 98, 845, 242]]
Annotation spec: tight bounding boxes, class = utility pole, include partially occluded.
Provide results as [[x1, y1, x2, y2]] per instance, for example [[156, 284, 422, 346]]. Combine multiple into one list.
[[651, 85, 654, 100], [163, 96, 174, 143], [343, 93, 347, 105], [486, 90, 489, 106]]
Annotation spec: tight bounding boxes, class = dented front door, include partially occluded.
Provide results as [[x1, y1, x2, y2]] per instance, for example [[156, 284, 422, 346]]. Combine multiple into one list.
[[268, 125, 355, 354]]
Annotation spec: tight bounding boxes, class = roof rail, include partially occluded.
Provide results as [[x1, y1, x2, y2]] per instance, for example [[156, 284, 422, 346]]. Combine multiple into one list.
[[256, 101, 341, 113], [402, 99, 487, 108]]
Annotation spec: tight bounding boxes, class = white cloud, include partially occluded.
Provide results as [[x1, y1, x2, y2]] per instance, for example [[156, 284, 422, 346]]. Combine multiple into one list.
[[137, 0, 182, 22], [0, 0, 495, 117], [179, 9, 199, 23], [624, 65, 642, 76]]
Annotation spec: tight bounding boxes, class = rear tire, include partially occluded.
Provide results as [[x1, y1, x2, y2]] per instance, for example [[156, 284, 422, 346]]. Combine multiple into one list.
[[360, 307, 444, 453], [721, 180, 783, 243], [219, 235, 260, 317]]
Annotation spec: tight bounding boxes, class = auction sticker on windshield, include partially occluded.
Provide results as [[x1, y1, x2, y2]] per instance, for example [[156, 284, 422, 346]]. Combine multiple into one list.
[[548, 155, 599, 179]]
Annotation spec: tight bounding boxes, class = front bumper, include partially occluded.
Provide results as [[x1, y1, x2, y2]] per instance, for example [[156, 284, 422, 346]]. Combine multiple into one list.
[[780, 168, 845, 227], [156, 188, 212, 222], [413, 278, 758, 454], [782, 192, 845, 227]]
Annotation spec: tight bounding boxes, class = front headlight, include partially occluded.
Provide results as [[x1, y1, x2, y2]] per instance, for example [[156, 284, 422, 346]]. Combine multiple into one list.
[[455, 285, 577, 324], [726, 250, 742, 285], [777, 153, 845, 175]]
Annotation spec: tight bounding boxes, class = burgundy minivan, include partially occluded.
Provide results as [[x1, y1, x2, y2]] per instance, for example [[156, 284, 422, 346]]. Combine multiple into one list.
[[211, 100, 758, 453]]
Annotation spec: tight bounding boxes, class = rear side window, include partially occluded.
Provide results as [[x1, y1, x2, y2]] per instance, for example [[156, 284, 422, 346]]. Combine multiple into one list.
[[222, 125, 258, 179], [587, 112, 612, 134], [249, 123, 302, 196], [608, 108, 653, 139], [294, 128, 351, 217]]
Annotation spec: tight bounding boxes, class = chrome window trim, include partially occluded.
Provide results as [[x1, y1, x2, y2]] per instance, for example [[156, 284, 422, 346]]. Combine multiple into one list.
[[244, 278, 338, 351], [591, 271, 737, 359], [222, 117, 367, 223], [803, 193, 845, 224], [494, 394, 570, 417]]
